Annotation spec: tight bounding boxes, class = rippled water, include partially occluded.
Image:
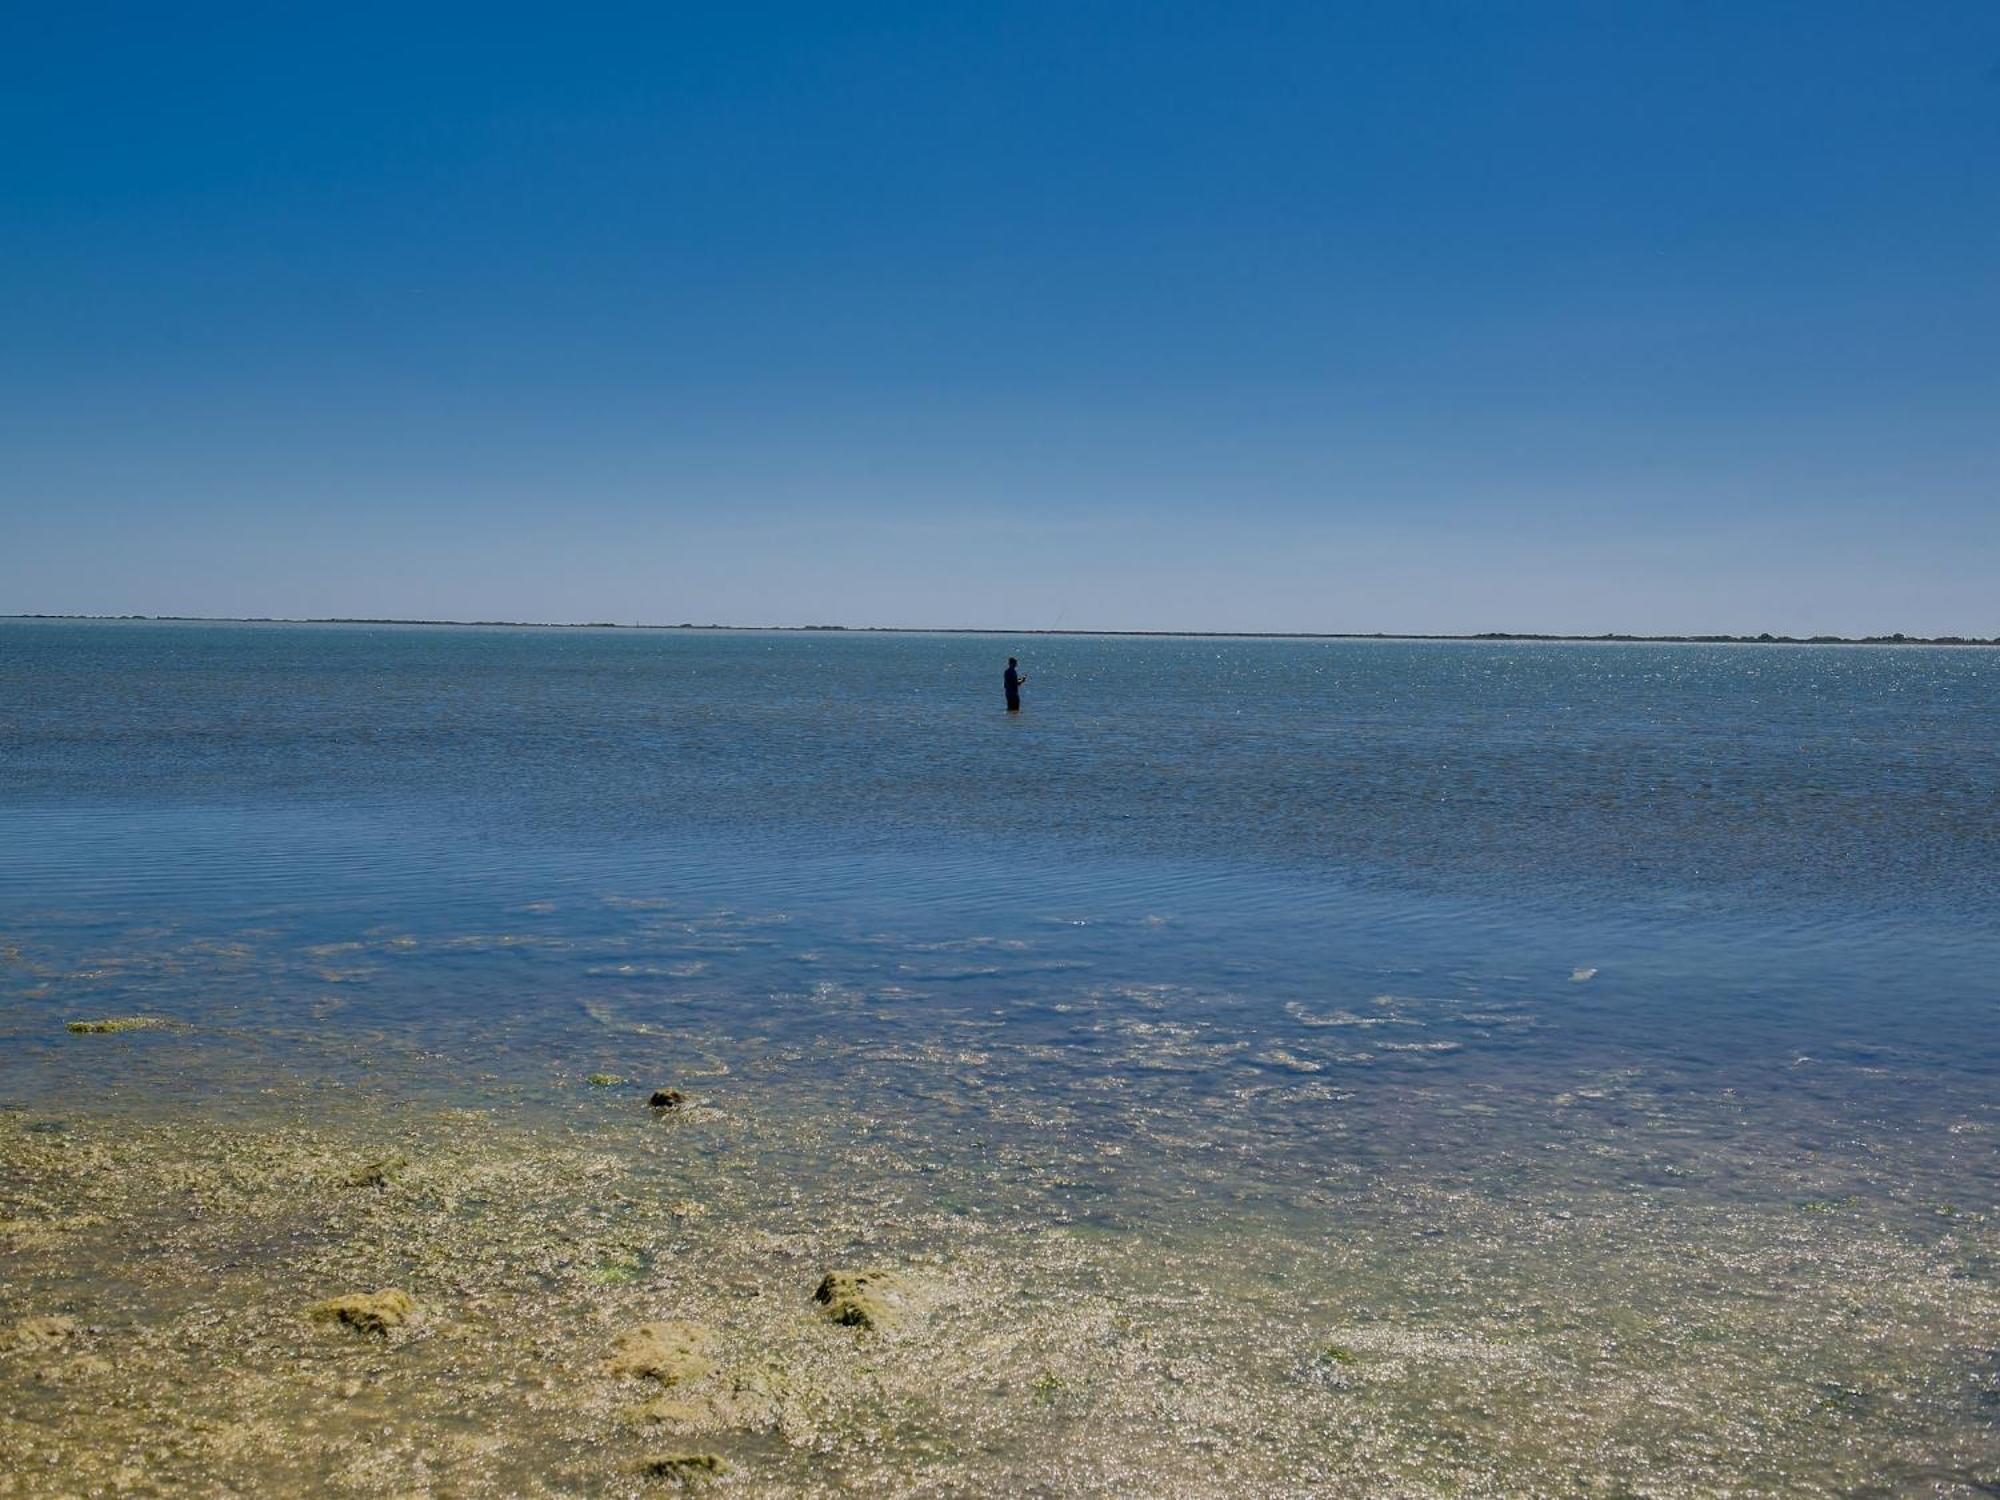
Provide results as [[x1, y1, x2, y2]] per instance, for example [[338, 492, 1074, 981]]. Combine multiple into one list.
[[2, 620, 1997, 1494], [5, 620, 1996, 1089]]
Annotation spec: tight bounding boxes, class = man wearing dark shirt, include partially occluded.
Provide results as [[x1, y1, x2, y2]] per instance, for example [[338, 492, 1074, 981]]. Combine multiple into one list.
[[1003, 657, 1025, 712]]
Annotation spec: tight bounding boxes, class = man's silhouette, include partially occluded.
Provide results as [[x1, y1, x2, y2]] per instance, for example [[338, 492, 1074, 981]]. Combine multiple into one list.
[[1003, 657, 1025, 712]]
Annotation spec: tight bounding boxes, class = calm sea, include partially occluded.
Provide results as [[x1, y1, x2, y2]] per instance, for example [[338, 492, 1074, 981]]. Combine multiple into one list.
[[4, 619, 1999, 1489], [5, 621, 1996, 1040], [4, 620, 1998, 1121]]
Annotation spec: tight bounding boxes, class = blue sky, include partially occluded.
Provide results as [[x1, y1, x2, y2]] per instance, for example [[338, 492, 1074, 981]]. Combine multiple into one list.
[[3, 2, 1995, 633]]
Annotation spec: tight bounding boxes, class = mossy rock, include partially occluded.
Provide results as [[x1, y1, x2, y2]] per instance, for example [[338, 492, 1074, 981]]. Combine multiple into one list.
[[65, 1017, 162, 1034], [308, 1289, 416, 1335], [607, 1321, 715, 1384], [812, 1269, 909, 1330], [635, 1452, 728, 1483]]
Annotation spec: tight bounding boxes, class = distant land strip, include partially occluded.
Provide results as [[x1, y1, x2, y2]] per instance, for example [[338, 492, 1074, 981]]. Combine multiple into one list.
[[6, 615, 1997, 645]]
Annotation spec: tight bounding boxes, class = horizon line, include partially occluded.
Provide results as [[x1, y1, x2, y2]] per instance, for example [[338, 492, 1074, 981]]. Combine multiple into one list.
[[4, 613, 1996, 647]]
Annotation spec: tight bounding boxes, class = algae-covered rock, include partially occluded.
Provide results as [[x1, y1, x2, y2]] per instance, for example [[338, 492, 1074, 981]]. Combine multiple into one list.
[[341, 1153, 407, 1189], [607, 1321, 715, 1384], [648, 1089, 686, 1109], [587, 1073, 629, 1087], [308, 1289, 416, 1335], [65, 1017, 161, 1034], [635, 1452, 728, 1483], [812, 1269, 909, 1330], [1, 1314, 77, 1351]]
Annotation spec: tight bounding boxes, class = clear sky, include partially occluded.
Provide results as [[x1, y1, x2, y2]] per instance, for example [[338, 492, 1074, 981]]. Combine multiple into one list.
[[3, 2, 1995, 634]]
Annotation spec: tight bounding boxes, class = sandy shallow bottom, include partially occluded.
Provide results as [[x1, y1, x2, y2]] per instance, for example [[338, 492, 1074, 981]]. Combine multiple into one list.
[[4, 1066, 1997, 1499]]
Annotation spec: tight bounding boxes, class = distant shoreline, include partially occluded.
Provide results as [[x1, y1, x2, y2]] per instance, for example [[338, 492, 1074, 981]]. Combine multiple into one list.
[[5, 614, 1995, 646]]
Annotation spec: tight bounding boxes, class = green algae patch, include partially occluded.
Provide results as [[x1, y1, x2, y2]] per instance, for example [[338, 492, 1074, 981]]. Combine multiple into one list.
[[65, 1016, 164, 1034], [607, 1322, 716, 1384], [589, 1247, 648, 1285], [586, 1072, 630, 1087], [308, 1289, 417, 1335], [812, 1269, 909, 1330]]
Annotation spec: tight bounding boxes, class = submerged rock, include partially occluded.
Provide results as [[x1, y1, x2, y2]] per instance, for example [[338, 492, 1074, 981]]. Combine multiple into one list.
[[812, 1269, 909, 1330], [630, 1394, 725, 1429], [1303, 1342, 1363, 1388], [635, 1452, 728, 1483], [341, 1153, 408, 1189], [587, 1073, 629, 1087], [35, 1353, 113, 1383], [308, 1289, 416, 1335], [648, 1089, 686, 1109], [1, 1314, 77, 1351], [631, 1395, 711, 1426], [607, 1321, 715, 1384], [64, 1017, 161, 1034], [630, 1369, 783, 1434]]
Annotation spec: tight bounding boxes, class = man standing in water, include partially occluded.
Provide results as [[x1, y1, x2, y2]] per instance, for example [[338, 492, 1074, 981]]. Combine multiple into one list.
[[1003, 657, 1026, 712]]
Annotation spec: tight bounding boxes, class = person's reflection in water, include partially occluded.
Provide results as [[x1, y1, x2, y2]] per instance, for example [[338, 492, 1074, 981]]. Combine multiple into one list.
[[1003, 657, 1025, 712]]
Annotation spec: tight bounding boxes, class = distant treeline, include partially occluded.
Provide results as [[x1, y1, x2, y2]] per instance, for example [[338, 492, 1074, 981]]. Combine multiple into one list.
[[7, 615, 1997, 645]]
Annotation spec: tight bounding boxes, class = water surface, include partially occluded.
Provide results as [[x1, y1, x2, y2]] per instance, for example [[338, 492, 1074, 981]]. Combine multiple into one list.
[[2, 621, 1995, 1495]]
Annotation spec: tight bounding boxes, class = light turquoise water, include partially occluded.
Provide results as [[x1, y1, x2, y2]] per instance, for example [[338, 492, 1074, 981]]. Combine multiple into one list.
[[1, 620, 1996, 1494]]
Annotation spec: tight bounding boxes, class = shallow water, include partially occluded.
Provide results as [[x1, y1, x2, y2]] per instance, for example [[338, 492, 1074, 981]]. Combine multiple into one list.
[[2, 621, 1996, 1495]]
